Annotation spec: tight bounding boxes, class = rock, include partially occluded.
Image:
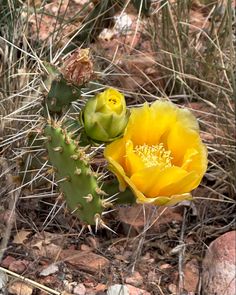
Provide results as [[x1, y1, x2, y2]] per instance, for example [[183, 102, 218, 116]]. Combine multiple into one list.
[[39, 263, 59, 276], [1, 255, 16, 268], [73, 283, 86, 295], [0, 270, 8, 295], [60, 250, 109, 274], [126, 284, 151, 295], [8, 281, 33, 295], [9, 260, 30, 274], [80, 244, 92, 251], [202, 231, 236, 295], [183, 259, 199, 292], [118, 205, 182, 235], [107, 285, 129, 295], [125, 271, 143, 287], [168, 283, 177, 294]]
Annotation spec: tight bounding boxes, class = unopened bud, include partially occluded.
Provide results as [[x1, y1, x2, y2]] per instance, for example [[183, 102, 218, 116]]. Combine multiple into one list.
[[83, 88, 129, 142]]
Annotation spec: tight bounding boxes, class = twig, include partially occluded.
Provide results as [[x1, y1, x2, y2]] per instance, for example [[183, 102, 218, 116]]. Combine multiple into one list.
[[0, 158, 20, 263], [178, 207, 187, 294], [0, 267, 61, 295]]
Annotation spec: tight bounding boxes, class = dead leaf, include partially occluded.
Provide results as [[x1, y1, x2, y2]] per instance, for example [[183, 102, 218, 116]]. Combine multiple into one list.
[[13, 230, 31, 244]]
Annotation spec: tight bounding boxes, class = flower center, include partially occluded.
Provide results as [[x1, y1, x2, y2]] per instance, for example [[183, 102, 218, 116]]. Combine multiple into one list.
[[134, 143, 173, 168]]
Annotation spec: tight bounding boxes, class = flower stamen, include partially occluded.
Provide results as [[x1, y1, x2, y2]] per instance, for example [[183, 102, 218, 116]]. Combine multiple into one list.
[[134, 143, 173, 169]]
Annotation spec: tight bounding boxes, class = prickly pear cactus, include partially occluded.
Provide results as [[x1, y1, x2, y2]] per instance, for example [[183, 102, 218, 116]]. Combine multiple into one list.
[[44, 122, 107, 225], [44, 48, 93, 114], [44, 76, 81, 113]]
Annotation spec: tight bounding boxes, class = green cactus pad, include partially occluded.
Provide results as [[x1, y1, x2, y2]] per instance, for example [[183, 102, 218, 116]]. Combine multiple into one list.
[[44, 123, 105, 225], [45, 76, 81, 113]]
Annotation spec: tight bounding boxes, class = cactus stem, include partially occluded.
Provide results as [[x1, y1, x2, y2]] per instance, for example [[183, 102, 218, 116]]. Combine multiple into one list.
[[83, 194, 93, 203], [74, 167, 82, 175]]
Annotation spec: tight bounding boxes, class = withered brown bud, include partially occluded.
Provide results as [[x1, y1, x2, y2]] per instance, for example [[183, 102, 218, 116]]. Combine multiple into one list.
[[61, 48, 94, 86]]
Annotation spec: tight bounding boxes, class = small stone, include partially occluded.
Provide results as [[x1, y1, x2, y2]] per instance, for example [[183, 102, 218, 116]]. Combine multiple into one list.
[[160, 263, 172, 270], [126, 284, 151, 295], [183, 259, 199, 292], [202, 231, 236, 295], [107, 285, 129, 295], [73, 283, 86, 295], [125, 271, 143, 287], [9, 260, 29, 274], [168, 283, 177, 294], [39, 263, 59, 276], [8, 281, 33, 295], [1, 256, 16, 268], [80, 244, 91, 251]]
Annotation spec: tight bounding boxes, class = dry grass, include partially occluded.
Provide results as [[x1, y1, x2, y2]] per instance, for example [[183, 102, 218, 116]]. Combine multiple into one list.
[[0, 0, 235, 294]]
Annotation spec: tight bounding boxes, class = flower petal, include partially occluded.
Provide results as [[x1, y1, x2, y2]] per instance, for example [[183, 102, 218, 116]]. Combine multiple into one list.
[[131, 166, 194, 197], [125, 101, 178, 145], [125, 140, 145, 176], [104, 137, 126, 167], [167, 122, 207, 177]]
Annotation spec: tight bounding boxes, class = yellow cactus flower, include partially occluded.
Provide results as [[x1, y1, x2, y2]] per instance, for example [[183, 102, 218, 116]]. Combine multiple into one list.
[[83, 88, 129, 142], [104, 101, 208, 206]]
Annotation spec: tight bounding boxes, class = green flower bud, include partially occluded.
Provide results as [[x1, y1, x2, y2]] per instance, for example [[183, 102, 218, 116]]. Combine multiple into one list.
[[83, 88, 129, 142]]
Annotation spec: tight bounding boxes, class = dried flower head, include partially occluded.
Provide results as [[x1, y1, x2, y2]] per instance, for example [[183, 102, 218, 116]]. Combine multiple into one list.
[[61, 48, 93, 86]]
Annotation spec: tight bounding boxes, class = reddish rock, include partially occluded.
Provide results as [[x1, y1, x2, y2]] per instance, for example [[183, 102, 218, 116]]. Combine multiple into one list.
[[9, 260, 30, 274], [118, 205, 183, 235], [60, 250, 109, 274], [202, 231, 236, 295], [1, 256, 16, 268], [183, 259, 200, 292], [73, 283, 86, 295], [125, 271, 143, 287], [126, 284, 151, 295]]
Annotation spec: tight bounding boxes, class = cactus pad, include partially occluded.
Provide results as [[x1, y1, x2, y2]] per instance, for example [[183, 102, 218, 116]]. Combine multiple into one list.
[[45, 76, 81, 113], [44, 123, 105, 225]]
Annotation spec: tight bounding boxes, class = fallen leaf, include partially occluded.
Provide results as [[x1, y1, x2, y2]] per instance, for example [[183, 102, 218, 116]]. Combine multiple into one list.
[[13, 230, 31, 244]]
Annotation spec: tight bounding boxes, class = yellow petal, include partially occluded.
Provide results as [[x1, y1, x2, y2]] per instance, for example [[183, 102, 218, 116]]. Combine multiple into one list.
[[104, 137, 126, 167], [125, 140, 145, 176], [131, 166, 194, 197], [106, 157, 127, 191], [125, 101, 178, 145], [167, 122, 207, 177]]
